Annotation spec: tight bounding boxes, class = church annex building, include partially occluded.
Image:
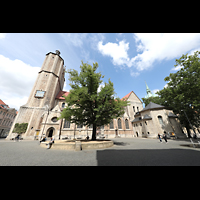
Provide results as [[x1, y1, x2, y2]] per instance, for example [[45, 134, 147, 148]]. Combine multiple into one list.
[[6, 51, 186, 140]]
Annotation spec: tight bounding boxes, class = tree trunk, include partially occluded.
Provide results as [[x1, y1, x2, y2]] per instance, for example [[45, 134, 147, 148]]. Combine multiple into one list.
[[186, 125, 191, 138], [92, 123, 96, 140]]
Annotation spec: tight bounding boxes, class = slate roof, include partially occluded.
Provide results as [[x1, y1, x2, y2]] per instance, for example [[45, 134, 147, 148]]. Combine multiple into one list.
[[143, 114, 152, 120], [168, 112, 178, 118], [131, 114, 152, 123], [140, 102, 165, 112], [131, 117, 141, 123]]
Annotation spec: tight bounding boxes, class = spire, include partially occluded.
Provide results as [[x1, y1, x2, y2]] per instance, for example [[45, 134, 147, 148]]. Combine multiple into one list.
[[145, 81, 155, 99], [145, 81, 151, 93]]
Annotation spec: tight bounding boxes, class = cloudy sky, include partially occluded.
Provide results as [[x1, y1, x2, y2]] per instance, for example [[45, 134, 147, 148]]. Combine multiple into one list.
[[1, 33, 200, 110]]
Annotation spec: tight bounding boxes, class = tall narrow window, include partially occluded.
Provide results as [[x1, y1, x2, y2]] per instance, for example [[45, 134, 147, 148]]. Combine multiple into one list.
[[62, 103, 65, 108], [125, 119, 129, 129], [89, 124, 93, 129], [133, 106, 135, 112], [64, 120, 70, 128], [158, 116, 164, 126], [118, 118, 122, 129], [110, 120, 114, 129]]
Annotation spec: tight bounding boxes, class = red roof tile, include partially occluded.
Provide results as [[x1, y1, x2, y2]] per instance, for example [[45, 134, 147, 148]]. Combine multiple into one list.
[[121, 91, 132, 101], [56, 91, 70, 99], [0, 99, 9, 108], [0, 99, 6, 105]]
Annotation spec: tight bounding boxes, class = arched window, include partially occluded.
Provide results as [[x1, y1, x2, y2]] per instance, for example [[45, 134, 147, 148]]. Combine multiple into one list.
[[64, 120, 70, 128], [125, 119, 129, 129], [110, 120, 114, 129], [158, 116, 164, 126], [118, 118, 122, 129], [62, 103, 65, 108]]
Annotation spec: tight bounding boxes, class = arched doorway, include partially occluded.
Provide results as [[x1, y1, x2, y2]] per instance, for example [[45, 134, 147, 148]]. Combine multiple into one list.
[[46, 127, 54, 138], [136, 132, 139, 137]]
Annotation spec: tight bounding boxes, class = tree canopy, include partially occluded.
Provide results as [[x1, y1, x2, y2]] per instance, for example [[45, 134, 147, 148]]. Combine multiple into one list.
[[59, 61, 129, 140]]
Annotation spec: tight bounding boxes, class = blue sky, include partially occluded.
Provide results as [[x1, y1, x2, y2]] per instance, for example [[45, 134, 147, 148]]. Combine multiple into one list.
[[1, 33, 200, 110]]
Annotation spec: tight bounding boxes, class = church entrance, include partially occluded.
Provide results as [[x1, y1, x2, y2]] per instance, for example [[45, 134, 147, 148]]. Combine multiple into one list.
[[46, 127, 54, 138]]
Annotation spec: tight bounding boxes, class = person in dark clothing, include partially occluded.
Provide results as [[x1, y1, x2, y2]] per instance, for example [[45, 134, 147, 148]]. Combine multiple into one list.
[[163, 133, 168, 143], [158, 133, 162, 142], [40, 136, 46, 143]]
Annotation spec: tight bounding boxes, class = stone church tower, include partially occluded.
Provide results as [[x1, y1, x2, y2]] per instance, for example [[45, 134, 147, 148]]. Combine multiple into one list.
[[7, 50, 65, 140]]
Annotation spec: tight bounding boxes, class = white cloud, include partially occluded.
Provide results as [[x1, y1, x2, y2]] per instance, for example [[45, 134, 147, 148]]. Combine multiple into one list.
[[97, 83, 104, 93], [59, 33, 88, 47], [132, 33, 200, 71], [164, 84, 168, 88], [97, 40, 130, 66], [130, 71, 140, 77], [171, 65, 183, 71], [152, 89, 159, 95], [0, 55, 40, 110], [0, 33, 6, 39]]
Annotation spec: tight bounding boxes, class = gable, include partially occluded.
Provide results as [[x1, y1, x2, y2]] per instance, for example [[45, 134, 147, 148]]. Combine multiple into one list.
[[52, 104, 61, 112], [126, 91, 142, 103]]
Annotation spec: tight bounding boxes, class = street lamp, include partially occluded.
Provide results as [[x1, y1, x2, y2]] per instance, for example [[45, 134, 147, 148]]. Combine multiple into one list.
[[181, 109, 196, 138]]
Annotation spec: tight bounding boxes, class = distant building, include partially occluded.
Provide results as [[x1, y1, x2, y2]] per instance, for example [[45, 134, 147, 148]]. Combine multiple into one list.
[[0, 99, 17, 138]]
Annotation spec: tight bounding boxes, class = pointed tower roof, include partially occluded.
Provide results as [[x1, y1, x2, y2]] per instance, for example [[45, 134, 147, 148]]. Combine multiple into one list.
[[145, 81, 156, 99]]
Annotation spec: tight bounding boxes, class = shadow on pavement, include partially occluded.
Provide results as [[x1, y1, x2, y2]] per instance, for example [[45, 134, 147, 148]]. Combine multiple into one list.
[[113, 141, 130, 146], [96, 148, 200, 166]]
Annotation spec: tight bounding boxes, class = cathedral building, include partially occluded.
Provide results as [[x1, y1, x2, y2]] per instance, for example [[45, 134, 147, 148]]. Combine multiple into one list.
[[6, 51, 186, 140]]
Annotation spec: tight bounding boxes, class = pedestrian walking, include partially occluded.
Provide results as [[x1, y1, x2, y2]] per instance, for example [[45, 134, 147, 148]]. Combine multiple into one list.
[[158, 133, 162, 142], [163, 133, 168, 143]]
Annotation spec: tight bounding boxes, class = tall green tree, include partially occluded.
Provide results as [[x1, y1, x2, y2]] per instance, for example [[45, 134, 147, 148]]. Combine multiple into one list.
[[142, 96, 164, 107], [157, 51, 200, 137], [59, 61, 129, 140]]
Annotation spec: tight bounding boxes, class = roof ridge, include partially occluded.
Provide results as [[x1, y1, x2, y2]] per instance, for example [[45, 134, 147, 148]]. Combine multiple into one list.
[[121, 91, 133, 101]]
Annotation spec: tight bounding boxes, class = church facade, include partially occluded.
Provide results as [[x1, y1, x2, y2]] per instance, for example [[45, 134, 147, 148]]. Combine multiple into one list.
[[6, 51, 186, 140]]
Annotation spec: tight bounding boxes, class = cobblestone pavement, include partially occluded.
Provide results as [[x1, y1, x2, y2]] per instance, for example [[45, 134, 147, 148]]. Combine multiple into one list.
[[0, 137, 200, 166]]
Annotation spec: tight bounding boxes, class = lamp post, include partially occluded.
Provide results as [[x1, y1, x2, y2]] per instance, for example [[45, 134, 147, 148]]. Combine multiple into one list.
[[41, 105, 49, 139], [181, 109, 196, 138]]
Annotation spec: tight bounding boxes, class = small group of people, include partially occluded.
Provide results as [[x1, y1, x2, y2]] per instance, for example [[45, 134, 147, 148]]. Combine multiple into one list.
[[40, 136, 54, 149], [158, 133, 168, 143]]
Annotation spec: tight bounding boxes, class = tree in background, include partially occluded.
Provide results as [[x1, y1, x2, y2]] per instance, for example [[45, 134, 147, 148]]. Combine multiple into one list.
[[59, 61, 129, 140]]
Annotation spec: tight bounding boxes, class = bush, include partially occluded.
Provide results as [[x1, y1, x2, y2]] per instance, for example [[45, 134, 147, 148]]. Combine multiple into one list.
[[13, 123, 28, 134]]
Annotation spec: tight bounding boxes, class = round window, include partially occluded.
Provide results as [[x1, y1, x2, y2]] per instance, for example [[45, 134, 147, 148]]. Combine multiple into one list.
[[51, 117, 58, 122]]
